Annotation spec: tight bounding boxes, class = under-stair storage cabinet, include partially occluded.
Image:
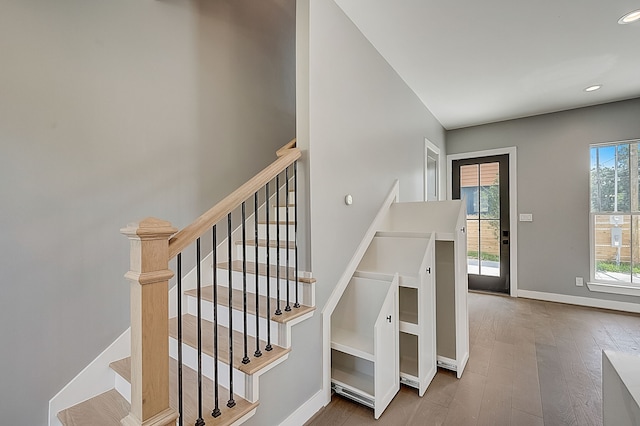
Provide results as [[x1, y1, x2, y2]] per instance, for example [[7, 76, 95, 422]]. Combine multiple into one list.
[[380, 201, 469, 378], [331, 275, 399, 419], [357, 233, 436, 396]]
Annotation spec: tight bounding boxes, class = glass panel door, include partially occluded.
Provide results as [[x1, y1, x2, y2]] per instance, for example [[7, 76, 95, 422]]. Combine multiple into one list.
[[453, 155, 510, 293]]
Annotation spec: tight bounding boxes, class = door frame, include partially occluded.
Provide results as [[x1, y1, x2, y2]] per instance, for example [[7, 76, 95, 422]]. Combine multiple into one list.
[[424, 138, 443, 201], [447, 147, 518, 297]]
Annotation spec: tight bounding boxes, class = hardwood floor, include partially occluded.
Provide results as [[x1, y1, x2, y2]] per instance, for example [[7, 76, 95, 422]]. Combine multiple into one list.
[[308, 292, 640, 425]]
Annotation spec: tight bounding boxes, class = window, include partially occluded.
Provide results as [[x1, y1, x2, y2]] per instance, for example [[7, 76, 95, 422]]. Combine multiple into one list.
[[590, 141, 640, 285]]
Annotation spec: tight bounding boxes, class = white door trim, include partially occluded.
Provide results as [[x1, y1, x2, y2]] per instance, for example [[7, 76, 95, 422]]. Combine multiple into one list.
[[424, 138, 443, 201], [447, 147, 518, 297]]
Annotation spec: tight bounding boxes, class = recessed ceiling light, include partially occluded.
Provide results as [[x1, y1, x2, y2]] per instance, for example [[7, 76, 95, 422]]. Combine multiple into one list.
[[585, 85, 602, 92], [618, 9, 640, 24]]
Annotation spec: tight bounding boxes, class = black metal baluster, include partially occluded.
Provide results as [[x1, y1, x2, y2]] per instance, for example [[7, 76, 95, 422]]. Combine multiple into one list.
[[227, 213, 236, 408], [265, 182, 273, 351], [254, 192, 262, 357], [195, 239, 205, 426], [275, 174, 282, 316], [177, 254, 184, 426], [294, 161, 300, 308], [241, 202, 250, 365], [285, 166, 291, 312], [211, 226, 221, 418]]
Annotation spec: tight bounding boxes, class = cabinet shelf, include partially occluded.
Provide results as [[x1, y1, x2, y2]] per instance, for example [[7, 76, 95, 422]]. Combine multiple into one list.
[[331, 355, 375, 399], [331, 328, 374, 361]]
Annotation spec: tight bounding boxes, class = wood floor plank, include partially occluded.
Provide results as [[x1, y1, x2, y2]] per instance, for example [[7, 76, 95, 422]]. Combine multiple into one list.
[[536, 343, 578, 426], [512, 370, 543, 418], [510, 408, 544, 426], [422, 368, 459, 408], [442, 371, 487, 425], [406, 399, 448, 425], [306, 394, 357, 426]]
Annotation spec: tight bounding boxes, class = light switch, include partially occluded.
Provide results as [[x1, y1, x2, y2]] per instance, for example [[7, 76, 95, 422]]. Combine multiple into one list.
[[519, 213, 533, 222]]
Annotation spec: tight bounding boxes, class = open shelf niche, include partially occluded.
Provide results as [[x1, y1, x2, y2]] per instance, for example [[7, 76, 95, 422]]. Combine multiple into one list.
[[379, 201, 469, 378], [331, 274, 399, 419], [356, 232, 436, 396]]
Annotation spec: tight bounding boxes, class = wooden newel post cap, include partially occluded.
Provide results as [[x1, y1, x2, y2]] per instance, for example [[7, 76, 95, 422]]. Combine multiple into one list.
[[121, 217, 177, 286], [121, 217, 177, 240]]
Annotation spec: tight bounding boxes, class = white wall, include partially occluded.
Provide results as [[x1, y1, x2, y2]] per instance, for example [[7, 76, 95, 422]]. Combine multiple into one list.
[[447, 98, 640, 305], [0, 1, 295, 424]]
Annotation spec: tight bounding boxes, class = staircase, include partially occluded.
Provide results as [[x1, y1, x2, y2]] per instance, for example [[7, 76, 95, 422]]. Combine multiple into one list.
[[56, 140, 315, 426]]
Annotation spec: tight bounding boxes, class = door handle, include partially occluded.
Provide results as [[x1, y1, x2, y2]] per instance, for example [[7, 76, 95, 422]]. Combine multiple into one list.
[[387, 315, 392, 323]]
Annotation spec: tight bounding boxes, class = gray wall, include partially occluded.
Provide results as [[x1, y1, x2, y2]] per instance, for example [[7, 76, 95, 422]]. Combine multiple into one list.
[[252, 1, 447, 422], [0, 1, 295, 424], [447, 98, 640, 304]]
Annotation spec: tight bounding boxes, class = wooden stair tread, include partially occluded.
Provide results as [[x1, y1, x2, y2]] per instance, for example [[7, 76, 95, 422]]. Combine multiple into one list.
[[257, 220, 295, 225], [169, 314, 290, 375], [218, 260, 316, 284], [58, 389, 129, 426], [110, 358, 257, 426], [184, 286, 315, 324], [234, 238, 296, 250]]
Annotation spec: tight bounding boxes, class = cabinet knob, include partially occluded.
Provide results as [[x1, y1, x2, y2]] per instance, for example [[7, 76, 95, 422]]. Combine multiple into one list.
[[386, 315, 392, 323], [426, 267, 431, 274]]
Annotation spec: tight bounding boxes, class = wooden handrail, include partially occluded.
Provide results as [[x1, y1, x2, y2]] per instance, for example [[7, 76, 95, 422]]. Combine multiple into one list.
[[276, 138, 297, 157], [168, 145, 300, 259]]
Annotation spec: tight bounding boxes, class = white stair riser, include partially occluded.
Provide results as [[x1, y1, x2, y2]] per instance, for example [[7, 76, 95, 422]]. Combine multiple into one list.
[[270, 191, 295, 206], [235, 244, 296, 266], [113, 340, 248, 403], [215, 271, 308, 306], [275, 205, 296, 218], [169, 338, 248, 400], [257, 223, 296, 241], [185, 296, 282, 345]]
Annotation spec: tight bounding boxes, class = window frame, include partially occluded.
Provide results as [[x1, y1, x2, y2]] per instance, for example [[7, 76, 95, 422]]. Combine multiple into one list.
[[587, 139, 640, 297]]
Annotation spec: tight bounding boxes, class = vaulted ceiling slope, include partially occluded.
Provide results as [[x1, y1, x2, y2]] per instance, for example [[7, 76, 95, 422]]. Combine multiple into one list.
[[335, 0, 640, 129]]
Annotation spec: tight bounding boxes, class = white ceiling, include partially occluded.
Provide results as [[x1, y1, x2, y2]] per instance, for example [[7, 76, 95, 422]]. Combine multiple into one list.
[[334, 0, 640, 130]]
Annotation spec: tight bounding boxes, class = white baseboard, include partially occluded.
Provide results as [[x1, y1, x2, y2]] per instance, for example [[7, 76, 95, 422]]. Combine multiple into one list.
[[517, 289, 640, 314], [278, 390, 325, 426], [48, 328, 130, 426]]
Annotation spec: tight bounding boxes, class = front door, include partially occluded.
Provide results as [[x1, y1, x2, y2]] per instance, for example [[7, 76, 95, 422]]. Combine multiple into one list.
[[452, 155, 510, 293]]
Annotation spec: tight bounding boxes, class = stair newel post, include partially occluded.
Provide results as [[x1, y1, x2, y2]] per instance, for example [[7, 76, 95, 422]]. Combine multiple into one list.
[[120, 217, 179, 426]]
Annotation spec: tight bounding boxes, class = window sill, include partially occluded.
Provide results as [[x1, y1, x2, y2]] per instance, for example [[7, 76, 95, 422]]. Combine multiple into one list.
[[586, 281, 640, 297]]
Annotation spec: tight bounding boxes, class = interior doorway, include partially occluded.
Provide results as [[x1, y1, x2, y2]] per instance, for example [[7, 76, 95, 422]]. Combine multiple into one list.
[[425, 138, 441, 201]]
